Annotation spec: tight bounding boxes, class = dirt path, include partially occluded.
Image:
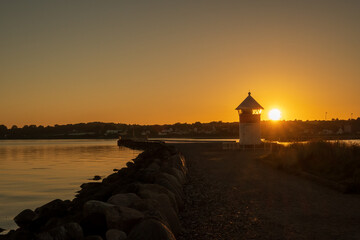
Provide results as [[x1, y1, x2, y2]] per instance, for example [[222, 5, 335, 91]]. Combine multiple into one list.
[[174, 143, 360, 240]]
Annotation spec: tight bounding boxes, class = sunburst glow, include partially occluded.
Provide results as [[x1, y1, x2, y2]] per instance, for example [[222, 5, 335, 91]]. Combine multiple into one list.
[[269, 109, 281, 120]]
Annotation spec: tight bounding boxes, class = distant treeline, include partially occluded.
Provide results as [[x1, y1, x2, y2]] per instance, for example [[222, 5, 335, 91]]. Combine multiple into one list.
[[0, 119, 360, 141]]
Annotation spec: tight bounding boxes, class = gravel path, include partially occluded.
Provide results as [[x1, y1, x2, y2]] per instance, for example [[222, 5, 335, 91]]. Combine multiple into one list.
[[174, 143, 360, 240]]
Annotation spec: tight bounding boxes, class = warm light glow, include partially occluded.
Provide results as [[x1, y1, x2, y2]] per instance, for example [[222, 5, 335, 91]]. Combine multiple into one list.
[[1, 2, 360, 126], [269, 109, 281, 120]]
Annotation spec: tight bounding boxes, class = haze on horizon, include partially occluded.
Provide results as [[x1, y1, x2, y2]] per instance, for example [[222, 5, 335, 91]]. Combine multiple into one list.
[[1, 0, 360, 127]]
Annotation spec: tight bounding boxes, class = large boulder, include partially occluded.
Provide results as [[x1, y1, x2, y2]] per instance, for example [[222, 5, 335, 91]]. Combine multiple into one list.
[[47, 226, 67, 240], [168, 154, 187, 175], [108, 206, 144, 232], [83, 200, 144, 233], [130, 198, 181, 235], [82, 201, 116, 236], [35, 199, 70, 219], [83, 200, 118, 218], [76, 183, 114, 203], [81, 212, 107, 237], [37, 222, 83, 240], [63, 222, 83, 240], [107, 193, 142, 208], [6, 228, 35, 240], [127, 219, 176, 240], [37, 232, 53, 240], [167, 167, 186, 185], [101, 173, 121, 184], [133, 168, 158, 183], [160, 173, 181, 189], [84, 236, 103, 240], [14, 209, 37, 228], [154, 174, 184, 210], [147, 162, 160, 171], [106, 229, 127, 240], [137, 184, 178, 213]]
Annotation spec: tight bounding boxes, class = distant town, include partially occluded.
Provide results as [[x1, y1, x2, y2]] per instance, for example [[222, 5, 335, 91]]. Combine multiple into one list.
[[1, 118, 360, 141]]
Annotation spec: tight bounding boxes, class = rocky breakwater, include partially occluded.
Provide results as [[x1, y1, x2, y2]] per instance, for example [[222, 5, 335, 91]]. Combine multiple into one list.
[[1, 140, 187, 240]]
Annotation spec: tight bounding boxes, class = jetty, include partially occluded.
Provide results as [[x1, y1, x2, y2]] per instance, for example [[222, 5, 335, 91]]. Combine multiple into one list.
[[2, 140, 187, 240], [3, 140, 360, 240], [175, 142, 360, 240]]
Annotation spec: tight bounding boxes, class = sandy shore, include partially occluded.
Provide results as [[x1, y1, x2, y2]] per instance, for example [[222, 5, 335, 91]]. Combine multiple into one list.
[[173, 143, 360, 240]]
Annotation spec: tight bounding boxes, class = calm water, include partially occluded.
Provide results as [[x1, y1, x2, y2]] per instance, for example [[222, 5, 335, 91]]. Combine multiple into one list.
[[149, 138, 239, 143], [150, 138, 360, 146], [0, 139, 141, 231]]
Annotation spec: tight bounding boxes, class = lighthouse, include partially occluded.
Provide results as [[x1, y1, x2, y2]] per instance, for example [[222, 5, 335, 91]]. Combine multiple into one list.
[[235, 92, 264, 145]]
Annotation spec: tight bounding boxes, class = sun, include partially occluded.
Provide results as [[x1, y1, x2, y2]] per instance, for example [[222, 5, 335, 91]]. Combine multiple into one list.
[[269, 109, 281, 120]]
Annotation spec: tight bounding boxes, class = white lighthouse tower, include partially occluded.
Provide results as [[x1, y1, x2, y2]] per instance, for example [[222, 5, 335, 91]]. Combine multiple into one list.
[[235, 92, 264, 145]]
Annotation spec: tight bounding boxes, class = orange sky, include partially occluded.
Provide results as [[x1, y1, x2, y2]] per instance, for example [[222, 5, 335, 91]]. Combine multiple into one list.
[[1, 1, 359, 127]]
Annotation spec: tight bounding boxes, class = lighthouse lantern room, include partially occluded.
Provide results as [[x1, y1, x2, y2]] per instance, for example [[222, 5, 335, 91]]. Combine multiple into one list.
[[235, 92, 264, 145]]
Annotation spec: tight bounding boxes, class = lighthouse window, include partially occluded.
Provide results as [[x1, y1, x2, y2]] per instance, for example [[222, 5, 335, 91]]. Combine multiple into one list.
[[252, 109, 262, 114]]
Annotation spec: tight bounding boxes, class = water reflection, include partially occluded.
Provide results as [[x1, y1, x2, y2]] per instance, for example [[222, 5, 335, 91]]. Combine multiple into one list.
[[0, 139, 141, 230]]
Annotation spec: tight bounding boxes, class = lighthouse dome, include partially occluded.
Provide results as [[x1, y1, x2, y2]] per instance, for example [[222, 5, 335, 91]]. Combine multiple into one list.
[[235, 92, 264, 110]]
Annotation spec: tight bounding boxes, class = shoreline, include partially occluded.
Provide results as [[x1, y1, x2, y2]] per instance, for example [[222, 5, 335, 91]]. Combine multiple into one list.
[[2, 140, 360, 239], [1, 136, 360, 142], [0, 139, 140, 233], [1, 140, 188, 240]]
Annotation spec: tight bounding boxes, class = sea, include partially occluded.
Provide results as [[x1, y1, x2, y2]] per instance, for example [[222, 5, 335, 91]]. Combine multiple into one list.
[[0, 139, 142, 231]]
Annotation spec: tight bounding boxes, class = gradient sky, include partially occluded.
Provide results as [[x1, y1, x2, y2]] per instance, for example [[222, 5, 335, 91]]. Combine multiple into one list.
[[1, 1, 360, 127]]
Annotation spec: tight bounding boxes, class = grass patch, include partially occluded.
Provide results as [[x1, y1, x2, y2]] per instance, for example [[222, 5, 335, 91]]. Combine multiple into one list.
[[265, 141, 360, 192]]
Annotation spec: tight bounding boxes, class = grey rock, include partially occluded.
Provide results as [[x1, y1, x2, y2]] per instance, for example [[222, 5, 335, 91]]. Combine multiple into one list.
[[35, 199, 70, 219], [5, 228, 35, 240], [147, 162, 160, 171], [131, 198, 181, 235], [137, 184, 178, 213], [130, 198, 159, 212], [155, 174, 184, 210], [64, 222, 83, 239], [81, 212, 107, 237], [48, 226, 67, 240], [14, 209, 37, 228], [92, 175, 102, 181], [127, 219, 176, 240], [107, 193, 142, 208], [168, 167, 186, 184], [107, 206, 144, 232], [161, 173, 181, 189], [84, 236, 103, 240], [83, 200, 119, 218], [37, 232, 53, 240], [126, 161, 135, 168], [83, 200, 143, 232], [106, 229, 127, 240], [83, 200, 118, 235], [168, 154, 187, 174]]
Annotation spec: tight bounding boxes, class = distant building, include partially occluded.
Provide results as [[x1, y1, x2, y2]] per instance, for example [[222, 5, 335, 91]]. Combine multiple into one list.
[[337, 128, 344, 135], [161, 128, 173, 133], [68, 132, 96, 136], [344, 124, 352, 133], [235, 92, 264, 145], [141, 130, 151, 136], [321, 129, 333, 135], [105, 130, 119, 135]]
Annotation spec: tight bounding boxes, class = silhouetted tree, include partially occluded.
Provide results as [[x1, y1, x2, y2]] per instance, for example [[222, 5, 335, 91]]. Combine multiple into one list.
[[0, 125, 7, 138]]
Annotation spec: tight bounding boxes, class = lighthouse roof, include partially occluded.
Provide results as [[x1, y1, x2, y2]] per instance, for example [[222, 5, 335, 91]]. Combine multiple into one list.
[[235, 92, 264, 110]]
